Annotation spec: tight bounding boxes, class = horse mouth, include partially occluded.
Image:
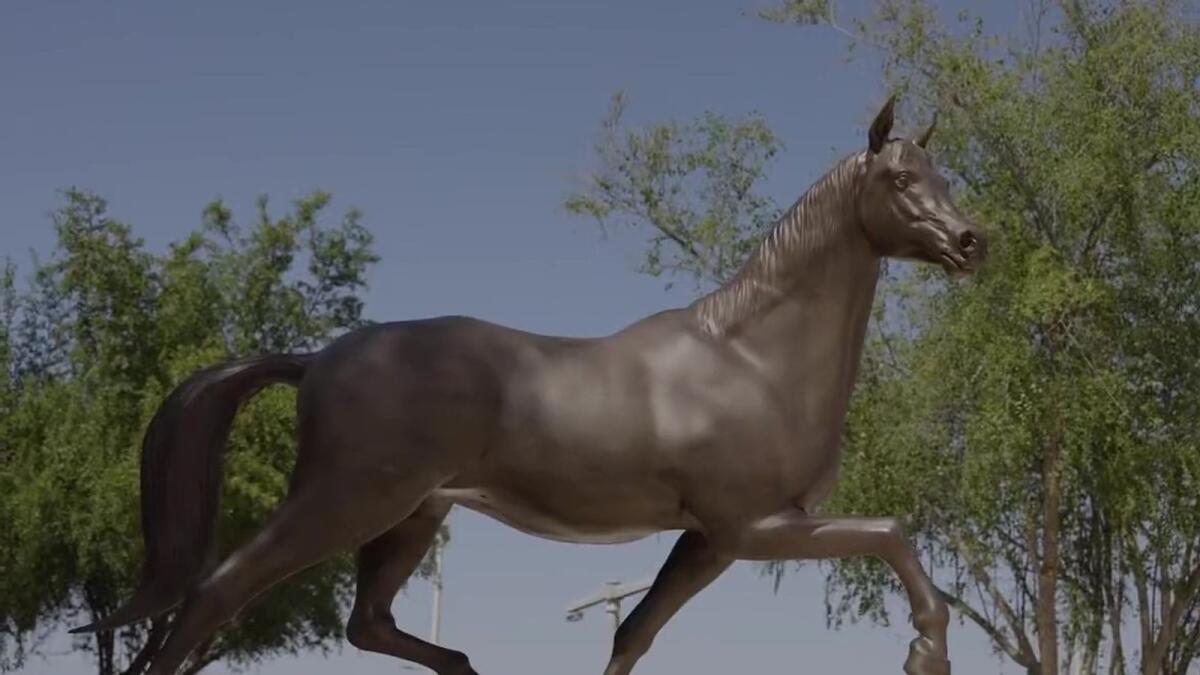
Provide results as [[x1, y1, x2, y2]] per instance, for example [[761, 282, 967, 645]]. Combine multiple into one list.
[[921, 217, 984, 277], [938, 251, 973, 277]]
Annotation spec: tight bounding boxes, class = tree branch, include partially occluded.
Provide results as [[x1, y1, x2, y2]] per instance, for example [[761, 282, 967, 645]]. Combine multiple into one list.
[[824, 1, 1062, 248], [595, 181, 719, 284], [179, 636, 219, 675], [935, 585, 1036, 668], [948, 527, 1041, 668], [118, 619, 166, 675], [1077, 152, 1162, 265], [1144, 563, 1200, 675], [1169, 599, 1200, 675], [1129, 540, 1154, 672]]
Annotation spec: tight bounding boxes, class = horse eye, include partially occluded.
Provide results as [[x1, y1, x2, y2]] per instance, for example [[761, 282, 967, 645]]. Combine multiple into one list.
[[894, 172, 911, 190]]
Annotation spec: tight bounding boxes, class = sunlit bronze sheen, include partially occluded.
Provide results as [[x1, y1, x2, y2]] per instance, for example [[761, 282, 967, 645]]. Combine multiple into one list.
[[73, 96, 986, 675]]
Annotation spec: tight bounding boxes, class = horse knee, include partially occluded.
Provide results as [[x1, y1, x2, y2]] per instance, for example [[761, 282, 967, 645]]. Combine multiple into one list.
[[880, 518, 906, 543], [876, 518, 915, 559]]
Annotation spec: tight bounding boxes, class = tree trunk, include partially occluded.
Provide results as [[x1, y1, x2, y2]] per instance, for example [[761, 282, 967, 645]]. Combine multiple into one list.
[[1166, 613, 1199, 675], [1106, 556, 1126, 675], [178, 636, 218, 675], [1143, 565, 1200, 675], [1067, 633, 1080, 675], [1081, 629, 1100, 675], [85, 583, 117, 675], [1038, 427, 1062, 675], [96, 629, 115, 675]]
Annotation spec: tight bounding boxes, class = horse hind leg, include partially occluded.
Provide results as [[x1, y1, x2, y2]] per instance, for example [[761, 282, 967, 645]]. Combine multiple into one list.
[[603, 531, 730, 675], [346, 499, 477, 675], [145, 467, 444, 675]]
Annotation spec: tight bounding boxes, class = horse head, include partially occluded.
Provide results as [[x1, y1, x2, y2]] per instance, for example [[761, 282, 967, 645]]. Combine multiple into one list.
[[857, 96, 987, 276]]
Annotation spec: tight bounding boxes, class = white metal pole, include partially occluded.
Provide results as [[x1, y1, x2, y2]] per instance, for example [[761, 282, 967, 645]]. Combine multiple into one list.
[[430, 544, 444, 645], [605, 598, 621, 633]]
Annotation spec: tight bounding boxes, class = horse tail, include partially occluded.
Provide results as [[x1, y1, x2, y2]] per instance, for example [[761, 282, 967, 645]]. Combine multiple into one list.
[[70, 353, 313, 634]]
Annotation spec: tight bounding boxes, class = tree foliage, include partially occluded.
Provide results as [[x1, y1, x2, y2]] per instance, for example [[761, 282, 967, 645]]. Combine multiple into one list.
[[0, 189, 428, 674], [567, 2, 1200, 673], [565, 91, 784, 287]]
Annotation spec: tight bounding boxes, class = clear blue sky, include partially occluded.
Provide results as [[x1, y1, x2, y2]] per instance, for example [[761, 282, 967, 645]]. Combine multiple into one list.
[[3, 1, 1022, 674]]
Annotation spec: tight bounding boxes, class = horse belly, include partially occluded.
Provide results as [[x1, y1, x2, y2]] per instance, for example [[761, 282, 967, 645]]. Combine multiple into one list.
[[433, 483, 694, 544]]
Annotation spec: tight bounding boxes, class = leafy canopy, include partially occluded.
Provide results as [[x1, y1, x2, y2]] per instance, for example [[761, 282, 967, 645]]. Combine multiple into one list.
[[0, 189, 432, 675]]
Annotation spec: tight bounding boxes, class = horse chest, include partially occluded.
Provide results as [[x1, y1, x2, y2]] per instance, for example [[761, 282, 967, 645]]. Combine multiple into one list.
[[654, 364, 854, 517]]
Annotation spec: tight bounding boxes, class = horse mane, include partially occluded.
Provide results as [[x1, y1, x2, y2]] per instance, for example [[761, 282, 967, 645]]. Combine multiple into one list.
[[692, 150, 869, 337]]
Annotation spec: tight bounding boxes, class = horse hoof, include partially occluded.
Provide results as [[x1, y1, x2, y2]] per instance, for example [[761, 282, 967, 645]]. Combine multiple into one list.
[[903, 637, 950, 675], [439, 651, 480, 675]]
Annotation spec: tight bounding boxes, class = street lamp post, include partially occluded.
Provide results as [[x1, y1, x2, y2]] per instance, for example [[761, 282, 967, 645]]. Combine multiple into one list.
[[430, 543, 444, 645], [564, 578, 654, 634]]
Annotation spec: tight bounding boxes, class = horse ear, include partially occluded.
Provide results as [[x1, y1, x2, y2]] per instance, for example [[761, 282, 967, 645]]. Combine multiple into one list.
[[916, 111, 938, 148], [868, 95, 896, 154]]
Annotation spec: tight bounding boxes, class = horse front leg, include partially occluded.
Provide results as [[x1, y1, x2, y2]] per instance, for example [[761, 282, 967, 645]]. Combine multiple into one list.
[[725, 509, 950, 675], [602, 531, 731, 675]]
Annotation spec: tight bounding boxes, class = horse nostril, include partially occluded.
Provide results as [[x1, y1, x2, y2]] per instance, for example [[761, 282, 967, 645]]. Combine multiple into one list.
[[959, 231, 977, 253]]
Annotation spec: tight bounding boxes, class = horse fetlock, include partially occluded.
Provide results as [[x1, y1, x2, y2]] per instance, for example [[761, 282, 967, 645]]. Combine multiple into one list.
[[912, 600, 950, 642], [602, 654, 639, 675]]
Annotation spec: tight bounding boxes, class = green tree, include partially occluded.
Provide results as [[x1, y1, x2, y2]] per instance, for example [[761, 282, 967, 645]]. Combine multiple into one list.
[[567, 2, 1200, 673], [566, 90, 784, 288], [0, 189, 437, 674]]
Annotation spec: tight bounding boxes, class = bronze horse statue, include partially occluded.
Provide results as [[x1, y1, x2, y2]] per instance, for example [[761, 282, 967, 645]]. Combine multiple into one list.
[[74, 97, 986, 675]]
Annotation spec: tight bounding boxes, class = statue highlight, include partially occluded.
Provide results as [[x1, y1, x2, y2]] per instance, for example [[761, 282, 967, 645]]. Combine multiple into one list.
[[74, 96, 987, 675]]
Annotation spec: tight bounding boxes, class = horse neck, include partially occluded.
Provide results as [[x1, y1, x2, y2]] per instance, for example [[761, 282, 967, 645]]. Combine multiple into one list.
[[691, 152, 881, 386]]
